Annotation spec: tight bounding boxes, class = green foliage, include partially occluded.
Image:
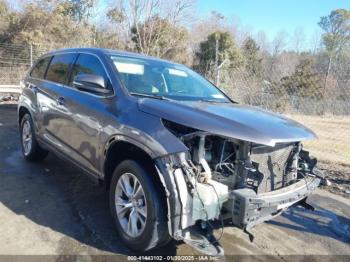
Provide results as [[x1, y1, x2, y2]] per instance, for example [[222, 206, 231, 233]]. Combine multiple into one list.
[[0, 0, 7, 15], [0, 1, 95, 46], [242, 37, 262, 78], [281, 58, 324, 99], [0, 0, 9, 38], [319, 9, 350, 55], [107, 7, 125, 23], [195, 31, 243, 75], [56, 0, 95, 22], [94, 29, 124, 49]]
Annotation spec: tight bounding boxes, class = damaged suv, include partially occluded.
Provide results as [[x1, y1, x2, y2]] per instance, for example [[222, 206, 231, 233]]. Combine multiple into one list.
[[18, 48, 324, 255]]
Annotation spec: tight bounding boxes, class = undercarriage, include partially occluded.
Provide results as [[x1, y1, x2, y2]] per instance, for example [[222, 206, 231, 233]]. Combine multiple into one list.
[[156, 121, 324, 255]]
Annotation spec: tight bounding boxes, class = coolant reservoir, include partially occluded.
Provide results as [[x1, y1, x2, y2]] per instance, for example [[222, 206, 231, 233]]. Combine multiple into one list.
[[192, 180, 229, 221]]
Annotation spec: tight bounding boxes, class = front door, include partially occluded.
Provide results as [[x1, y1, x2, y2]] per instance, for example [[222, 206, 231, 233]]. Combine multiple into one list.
[[51, 53, 113, 174]]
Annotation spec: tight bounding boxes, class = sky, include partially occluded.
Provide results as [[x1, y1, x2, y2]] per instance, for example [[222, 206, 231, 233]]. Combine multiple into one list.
[[8, 0, 350, 50], [197, 0, 350, 42]]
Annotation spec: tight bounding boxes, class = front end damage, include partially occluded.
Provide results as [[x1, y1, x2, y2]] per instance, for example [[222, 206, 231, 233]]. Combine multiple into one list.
[[155, 122, 324, 255]]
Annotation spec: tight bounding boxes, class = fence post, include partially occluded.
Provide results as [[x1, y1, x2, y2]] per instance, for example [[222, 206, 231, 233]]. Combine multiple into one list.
[[30, 44, 33, 66]]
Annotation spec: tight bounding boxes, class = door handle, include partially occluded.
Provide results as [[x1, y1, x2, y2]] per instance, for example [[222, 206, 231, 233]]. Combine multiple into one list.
[[56, 97, 65, 106]]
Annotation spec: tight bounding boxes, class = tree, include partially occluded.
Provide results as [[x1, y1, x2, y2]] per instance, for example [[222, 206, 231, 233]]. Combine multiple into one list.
[[292, 27, 306, 53], [107, 0, 193, 57], [195, 31, 243, 77], [0, 0, 9, 39], [130, 16, 191, 64], [94, 26, 124, 49], [264, 30, 289, 82], [318, 9, 350, 91], [281, 57, 323, 99], [271, 30, 288, 56], [55, 0, 96, 22], [0, 0, 7, 15], [0, 1, 96, 47], [242, 37, 262, 77]]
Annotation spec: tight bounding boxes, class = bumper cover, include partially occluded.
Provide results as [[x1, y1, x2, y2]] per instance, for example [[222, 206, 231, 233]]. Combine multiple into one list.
[[229, 176, 321, 231]]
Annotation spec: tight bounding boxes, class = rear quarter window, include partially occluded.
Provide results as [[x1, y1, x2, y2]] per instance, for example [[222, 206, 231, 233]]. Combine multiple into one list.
[[45, 53, 77, 85], [30, 56, 51, 79]]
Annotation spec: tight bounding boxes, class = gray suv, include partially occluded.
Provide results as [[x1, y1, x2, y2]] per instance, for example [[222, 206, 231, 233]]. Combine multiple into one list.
[[18, 48, 324, 255]]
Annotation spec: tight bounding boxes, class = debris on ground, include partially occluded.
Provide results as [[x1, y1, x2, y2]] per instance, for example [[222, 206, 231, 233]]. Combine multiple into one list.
[[0, 94, 19, 104], [319, 161, 350, 199]]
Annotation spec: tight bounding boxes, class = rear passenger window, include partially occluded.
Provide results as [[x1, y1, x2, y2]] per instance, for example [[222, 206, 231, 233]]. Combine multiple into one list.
[[69, 54, 110, 88], [46, 54, 77, 85], [30, 56, 51, 79]]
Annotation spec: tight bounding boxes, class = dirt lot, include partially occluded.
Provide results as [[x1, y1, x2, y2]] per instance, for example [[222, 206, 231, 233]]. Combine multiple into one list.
[[289, 114, 350, 165], [288, 114, 350, 199], [0, 104, 349, 260]]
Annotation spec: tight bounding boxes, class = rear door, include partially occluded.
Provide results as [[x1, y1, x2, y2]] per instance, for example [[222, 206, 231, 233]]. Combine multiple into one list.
[[25, 56, 52, 130], [38, 53, 78, 152]]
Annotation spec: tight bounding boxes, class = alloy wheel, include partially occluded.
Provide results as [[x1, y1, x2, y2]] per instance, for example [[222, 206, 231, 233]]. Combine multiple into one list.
[[115, 172, 147, 238], [22, 120, 32, 156]]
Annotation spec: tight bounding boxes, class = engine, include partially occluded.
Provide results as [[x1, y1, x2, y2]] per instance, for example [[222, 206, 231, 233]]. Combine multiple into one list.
[[160, 120, 323, 255], [181, 132, 299, 194]]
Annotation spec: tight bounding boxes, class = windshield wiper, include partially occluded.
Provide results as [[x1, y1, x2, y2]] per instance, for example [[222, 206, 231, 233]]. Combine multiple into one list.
[[129, 92, 171, 101]]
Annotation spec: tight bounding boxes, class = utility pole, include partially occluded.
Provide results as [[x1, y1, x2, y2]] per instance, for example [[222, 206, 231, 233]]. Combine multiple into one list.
[[215, 34, 219, 86], [214, 34, 227, 87], [30, 44, 33, 67]]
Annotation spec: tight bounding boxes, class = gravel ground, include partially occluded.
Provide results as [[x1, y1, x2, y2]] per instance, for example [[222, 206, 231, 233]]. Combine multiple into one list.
[[0, 103, 349, 260], [319, 162, 350, 199]]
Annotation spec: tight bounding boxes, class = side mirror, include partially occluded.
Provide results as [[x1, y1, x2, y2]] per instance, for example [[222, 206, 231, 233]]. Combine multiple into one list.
[[73, 74, 111, 95]]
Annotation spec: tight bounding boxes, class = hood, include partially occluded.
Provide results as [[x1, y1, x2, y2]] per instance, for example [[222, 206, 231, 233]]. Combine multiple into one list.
[[138, 98, 316, 146]]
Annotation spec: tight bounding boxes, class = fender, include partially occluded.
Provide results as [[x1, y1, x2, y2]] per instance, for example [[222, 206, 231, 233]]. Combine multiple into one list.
[[18, 86, 41, 132], [101, 134, 185, 238], [101, 134, 158, 176]]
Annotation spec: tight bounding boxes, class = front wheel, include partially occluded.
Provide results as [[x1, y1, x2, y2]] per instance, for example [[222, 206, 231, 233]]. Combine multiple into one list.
[[109, 160, 170, 252]]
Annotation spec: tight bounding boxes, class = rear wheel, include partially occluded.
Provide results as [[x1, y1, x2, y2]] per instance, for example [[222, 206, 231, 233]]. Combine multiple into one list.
[[20, 113, 48, 161], [109, 160, 170, 252]]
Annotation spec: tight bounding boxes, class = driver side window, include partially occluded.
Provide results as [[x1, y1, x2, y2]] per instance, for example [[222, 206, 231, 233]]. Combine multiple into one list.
[[69, 54, 110, 89]]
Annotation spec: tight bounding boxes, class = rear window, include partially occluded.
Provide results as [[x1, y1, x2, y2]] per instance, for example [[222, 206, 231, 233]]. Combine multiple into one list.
[[30, 56, 51, 79], [46, 53, 77, 85]]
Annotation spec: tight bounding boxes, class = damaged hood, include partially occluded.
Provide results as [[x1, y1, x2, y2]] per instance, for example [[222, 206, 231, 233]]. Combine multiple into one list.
[[138, 98, 316, 146]]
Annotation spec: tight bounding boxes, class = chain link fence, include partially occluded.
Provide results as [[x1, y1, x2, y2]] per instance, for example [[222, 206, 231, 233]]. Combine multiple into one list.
[[0, 43, 49, 86], [219, 67, 350, 166], [0, 43, 349, 166]]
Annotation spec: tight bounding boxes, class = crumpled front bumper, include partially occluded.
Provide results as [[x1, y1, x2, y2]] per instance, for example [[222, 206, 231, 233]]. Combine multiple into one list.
[[229, 176, 321, 233]]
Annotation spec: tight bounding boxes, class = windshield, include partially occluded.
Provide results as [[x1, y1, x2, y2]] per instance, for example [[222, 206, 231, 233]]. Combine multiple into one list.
[[110, 55, 230, 102]]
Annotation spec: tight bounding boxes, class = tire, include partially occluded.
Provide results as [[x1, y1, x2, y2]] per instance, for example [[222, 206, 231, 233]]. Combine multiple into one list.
[[20, 113, 48, 161], [109, 160, 170, 252]]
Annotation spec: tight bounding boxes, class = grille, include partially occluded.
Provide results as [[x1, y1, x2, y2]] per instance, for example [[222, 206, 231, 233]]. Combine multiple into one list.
[[250, 143, 296, 193]]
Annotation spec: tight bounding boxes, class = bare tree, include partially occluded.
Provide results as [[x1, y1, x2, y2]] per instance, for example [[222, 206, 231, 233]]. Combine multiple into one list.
[[271, 30, 288, 56], [310, 29, 322, 54], [190, 10, 228, 48], [265, 30, 288, 81], [108, 0, 194, 55], [255, 30, 270, 52], [292, 27, 306, 53]]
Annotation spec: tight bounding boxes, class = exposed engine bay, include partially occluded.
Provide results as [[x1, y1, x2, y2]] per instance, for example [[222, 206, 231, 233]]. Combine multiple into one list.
[[158, 120, 324, 255]]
